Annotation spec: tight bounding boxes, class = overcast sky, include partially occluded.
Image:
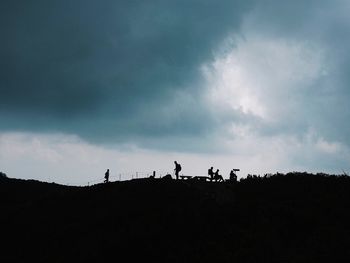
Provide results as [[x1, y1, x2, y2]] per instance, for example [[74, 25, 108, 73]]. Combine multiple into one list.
[[1, 0, 350, 185]]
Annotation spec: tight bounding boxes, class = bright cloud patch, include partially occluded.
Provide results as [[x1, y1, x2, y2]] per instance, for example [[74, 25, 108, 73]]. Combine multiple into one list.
[[203, 33, 326, 122], [199, 31, 350, 173]]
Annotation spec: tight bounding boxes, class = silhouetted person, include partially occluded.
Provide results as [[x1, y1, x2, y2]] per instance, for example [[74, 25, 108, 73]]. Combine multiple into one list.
[[230, 170, 237, 182], [208, 167, 214, 181], [104, 169, 110, 183], [174, 161, 182, 180], [214, 169, 223, 182]]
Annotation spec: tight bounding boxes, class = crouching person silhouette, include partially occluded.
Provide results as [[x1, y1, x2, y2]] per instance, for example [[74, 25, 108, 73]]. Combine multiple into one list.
[[230, 170, 237, 182]]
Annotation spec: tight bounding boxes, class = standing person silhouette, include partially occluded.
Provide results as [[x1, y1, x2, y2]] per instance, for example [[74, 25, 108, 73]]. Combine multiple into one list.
[[208, 167, 214, 181], [174, 161, 182, 180], [104, 169, 110, 183]]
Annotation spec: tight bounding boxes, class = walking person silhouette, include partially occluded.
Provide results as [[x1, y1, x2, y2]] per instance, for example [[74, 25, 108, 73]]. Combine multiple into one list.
[[174, 161, 182, 180], [104, 169, 110, 183]]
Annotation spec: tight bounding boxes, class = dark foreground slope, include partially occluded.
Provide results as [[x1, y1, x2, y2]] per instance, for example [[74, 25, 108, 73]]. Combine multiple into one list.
[[1, 173, 350, 262]]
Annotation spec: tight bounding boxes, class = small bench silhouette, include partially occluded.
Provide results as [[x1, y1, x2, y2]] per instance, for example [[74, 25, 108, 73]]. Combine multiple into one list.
[[179, 175, 193, 180], [192, 176, 210, 182], [179, 175, 213, 182]]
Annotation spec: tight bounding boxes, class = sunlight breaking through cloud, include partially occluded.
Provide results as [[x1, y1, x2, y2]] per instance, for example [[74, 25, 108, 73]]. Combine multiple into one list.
[[203, 32, 327, 122]]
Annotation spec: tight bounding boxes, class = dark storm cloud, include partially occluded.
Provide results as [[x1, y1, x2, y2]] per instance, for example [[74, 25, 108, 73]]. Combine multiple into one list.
[[0, 0, 253, 146], [1, 0, 350, 153]]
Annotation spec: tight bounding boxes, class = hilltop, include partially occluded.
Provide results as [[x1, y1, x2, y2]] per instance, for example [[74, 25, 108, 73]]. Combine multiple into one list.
[[1, 172, 350, 262]]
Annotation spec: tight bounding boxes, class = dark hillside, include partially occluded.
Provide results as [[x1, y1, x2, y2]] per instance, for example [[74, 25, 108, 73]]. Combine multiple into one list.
[[1, 173, 350, 262]]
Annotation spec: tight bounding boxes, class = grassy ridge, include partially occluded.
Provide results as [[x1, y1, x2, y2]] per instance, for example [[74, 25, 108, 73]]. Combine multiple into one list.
[[1, 173, 350, 262]]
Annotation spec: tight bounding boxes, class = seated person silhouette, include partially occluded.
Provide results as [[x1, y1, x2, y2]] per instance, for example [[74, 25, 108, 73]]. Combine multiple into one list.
[[104, 169, 110, 183], [208, 167, 214, 181], [214, 169, 223, 182]]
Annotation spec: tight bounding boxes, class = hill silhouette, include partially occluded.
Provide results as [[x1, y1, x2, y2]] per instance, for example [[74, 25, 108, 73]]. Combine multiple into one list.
[[1, 172, 350, 262]]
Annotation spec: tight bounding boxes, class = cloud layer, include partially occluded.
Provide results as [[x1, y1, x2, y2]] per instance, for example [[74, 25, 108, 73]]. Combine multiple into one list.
[[1, 0, 253, 146], [1, 1, 350, 181]]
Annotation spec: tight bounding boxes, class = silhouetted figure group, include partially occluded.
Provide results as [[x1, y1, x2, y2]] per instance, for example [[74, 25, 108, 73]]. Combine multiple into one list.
[[208, 167, 224, 182], [172, 162, 238, 182], [103, 162, 239, 183]]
